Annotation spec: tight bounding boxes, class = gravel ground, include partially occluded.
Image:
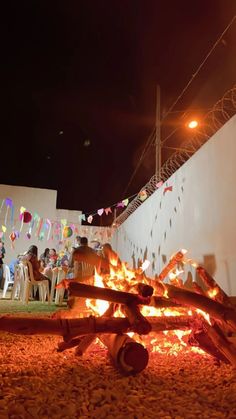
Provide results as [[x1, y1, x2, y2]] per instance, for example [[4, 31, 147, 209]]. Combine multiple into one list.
[[0, 317, 236, 419]]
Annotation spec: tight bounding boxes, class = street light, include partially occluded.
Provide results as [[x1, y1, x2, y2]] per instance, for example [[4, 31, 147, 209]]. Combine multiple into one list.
[[187, 120, 199, 129]]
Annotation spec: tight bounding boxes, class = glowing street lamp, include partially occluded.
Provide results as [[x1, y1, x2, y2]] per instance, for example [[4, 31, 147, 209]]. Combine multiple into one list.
[[187, 120, 199, 129]]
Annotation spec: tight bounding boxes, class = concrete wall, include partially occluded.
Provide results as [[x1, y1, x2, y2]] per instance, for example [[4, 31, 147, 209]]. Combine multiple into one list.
[[112, 115, 236, 296], [0, 185, 111, 264]]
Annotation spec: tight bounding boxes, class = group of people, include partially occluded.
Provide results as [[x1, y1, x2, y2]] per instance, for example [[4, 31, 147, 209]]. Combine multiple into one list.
[[1, 236, 121, 299]]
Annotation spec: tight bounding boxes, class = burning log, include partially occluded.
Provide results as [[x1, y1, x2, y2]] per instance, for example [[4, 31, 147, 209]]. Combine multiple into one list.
[[122, 303, 152, 335], [189, 318, 236, 367], [62, 304, 116, 354], [166, 285, 236, 331], [0, 315, 192, 337], [99, 334, 149, 375], [59, 279, 236, 332], [157, 249, 187, 281], [135, 283, 154, 297], [196, 266, 234, 307], [147, 283, 236, 332], [66, 281, 151, 306], [192, 281, 206, 296]]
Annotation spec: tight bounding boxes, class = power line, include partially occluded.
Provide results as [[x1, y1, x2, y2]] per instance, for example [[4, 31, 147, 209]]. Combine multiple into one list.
[[121, 15, 236, 196], [162, 15, 236, 120], [122, 129, 155, 197]]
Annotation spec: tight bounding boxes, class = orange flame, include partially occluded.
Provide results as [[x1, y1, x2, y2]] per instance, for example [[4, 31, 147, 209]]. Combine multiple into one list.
[[80, 250, 212, 357]]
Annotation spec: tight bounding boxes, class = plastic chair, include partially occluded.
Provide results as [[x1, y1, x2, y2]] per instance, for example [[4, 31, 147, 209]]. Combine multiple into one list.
[[2, 265, 14, 298], [74, 261, 95, 283], [55, 267, 68, 306], [22, 261, 50, 305], [50, 267, 58, 302], [11, 264, 22, 300]]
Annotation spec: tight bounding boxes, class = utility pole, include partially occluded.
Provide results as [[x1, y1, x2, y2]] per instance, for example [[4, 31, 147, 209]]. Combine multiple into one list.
[[155, 85, 161, 177]]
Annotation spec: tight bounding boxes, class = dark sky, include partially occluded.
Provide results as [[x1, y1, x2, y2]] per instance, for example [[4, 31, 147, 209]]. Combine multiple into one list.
[[1, 0, 236, 225]]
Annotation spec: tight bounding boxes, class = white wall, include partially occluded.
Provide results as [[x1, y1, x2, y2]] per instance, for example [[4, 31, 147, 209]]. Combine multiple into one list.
[[112, 115, 236, 295], [0, 185, 111, 264]]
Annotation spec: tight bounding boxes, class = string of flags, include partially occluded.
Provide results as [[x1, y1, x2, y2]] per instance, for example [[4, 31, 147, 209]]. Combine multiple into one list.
[[79, 180, 173, 224], [0, 180, 173, 244]]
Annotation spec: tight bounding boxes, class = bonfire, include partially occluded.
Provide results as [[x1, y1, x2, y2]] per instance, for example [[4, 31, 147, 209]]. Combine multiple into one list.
[[0, 249, 236, 376]]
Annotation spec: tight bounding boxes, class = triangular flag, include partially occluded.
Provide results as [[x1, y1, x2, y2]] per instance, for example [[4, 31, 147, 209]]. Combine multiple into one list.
[[2, 225, 7, 233], [122, 198, 129, 207], [117, 202, 125, 208], [139, 190, 148, 201], [79, 214, 86, 222], [156, 181, 163, 188], [97, 208, 104, 216], [87, 215, 93, 224], [163, 186, 173, 194], [104, 207, 112, 215], [5, 198, 13, 208]]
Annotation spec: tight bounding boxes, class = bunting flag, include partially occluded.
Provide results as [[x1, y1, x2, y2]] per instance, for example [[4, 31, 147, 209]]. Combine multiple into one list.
[[122, 198, 129, 207], [87, 215, 93, 224], [104, 207, 112, 215], [0, 181, 155, 238], [36, 218, 43, 237], [0, 199, 5, 217], [163, 185, 173, 194], [4, 205, 9, 226], [156, 181, 163, 188], [10, 205, 15, 226], [139, 190, 148, 202]]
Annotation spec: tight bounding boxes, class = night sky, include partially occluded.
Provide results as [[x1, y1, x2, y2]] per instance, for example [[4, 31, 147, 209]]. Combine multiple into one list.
[[1, 1, 236, 225]]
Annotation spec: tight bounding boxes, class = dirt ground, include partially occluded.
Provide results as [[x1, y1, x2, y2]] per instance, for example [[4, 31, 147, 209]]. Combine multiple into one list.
[[0, 300, 235, 418]]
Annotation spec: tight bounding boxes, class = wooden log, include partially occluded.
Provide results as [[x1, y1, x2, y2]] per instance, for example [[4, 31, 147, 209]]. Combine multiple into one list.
[[99, 334, 149, 375], [187, 314, 236, 366], [60, 279, 236, 332], [157, 250, 186, 281], [135, 283, 154, 297], [122, 303, 151, 335], [74, 334, 97, 356], [196, 266, 233, 307], [166, 285, 236, 331], [67, 281, 151, 305], [188, 329, 230, 364], [192, 281, 206, 296], [146, 280, 236, 332], [204, 322, 236, 367], [73, 303, 116, 355], [0, 315, 192, 338]]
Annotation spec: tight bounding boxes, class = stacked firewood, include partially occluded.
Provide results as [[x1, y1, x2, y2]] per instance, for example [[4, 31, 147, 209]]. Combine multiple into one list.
[[0, 250, 235, 375]]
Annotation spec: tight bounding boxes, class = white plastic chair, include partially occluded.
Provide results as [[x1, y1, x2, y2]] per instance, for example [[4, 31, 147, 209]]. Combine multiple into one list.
[[2, 265, 14, 298], [55, 267, 68, 306], [74, 261, 94, 283], [22, 261, 50, 305], [50, 267, 58, 302], [11, 264, 22, 300]]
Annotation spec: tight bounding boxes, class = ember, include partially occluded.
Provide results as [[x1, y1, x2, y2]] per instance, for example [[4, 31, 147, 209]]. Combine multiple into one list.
[[0, 250, 236, 376]]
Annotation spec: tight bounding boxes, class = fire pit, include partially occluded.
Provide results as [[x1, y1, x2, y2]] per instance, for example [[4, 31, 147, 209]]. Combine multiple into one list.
[[0, 250, 236, 376]]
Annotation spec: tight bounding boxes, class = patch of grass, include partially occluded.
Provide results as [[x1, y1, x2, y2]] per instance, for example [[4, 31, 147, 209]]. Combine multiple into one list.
[[0, 299, 65, 314]]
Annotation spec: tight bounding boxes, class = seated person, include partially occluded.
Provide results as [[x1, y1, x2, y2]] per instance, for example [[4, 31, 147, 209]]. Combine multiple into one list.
[[71, 237, 111, 277], [43, 248, 58, 280], [9, 257, 20, 280], [40, 248, 50, 270], [23, 245, 51, 288]]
